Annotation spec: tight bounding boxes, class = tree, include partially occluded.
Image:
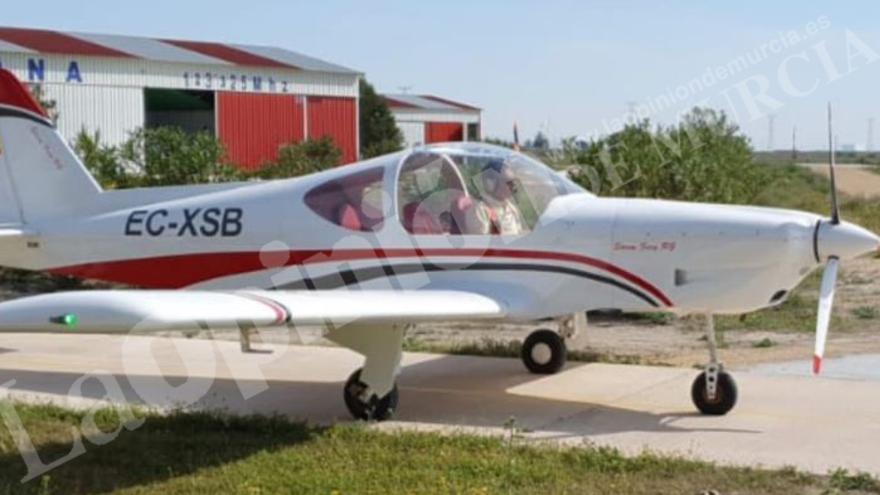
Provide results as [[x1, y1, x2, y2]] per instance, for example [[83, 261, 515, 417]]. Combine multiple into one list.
[[531, 131, 549, 150], [255, 137, 342, 179], [559, 107, 765, 204], [359, 79, 403, 158]]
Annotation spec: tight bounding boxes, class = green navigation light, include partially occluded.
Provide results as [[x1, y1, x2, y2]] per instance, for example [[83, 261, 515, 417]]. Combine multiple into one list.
[[62, 313, 78, 328]]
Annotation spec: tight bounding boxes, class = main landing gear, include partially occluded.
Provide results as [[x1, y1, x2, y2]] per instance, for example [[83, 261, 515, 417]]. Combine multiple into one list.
[[327, 323, 405, 421], [691, 314, 738, 415], [521, 313, 586, 375]]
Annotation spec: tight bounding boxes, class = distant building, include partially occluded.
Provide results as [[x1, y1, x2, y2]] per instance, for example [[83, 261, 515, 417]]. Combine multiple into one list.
[[382, 94, 481, 147], [839, 143, 863, 152], [0, 26, 361, 168]]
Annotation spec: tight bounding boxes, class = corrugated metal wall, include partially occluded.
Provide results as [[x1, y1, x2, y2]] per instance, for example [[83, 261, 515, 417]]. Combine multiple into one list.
[[43, 83, 144, 146], [0, 53, 359, 97], [217, 92, 304, 169], [390, 109, 480, 124], [425, 122, 464, 144], [397, 121, 425, 147], [307, 96, 357, 164]]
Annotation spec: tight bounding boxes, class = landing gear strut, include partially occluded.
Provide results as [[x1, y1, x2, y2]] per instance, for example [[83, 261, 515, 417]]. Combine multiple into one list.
[[327, 324, 405, 422], [691, 314, 738, 415], [520, 313, 586, 375]]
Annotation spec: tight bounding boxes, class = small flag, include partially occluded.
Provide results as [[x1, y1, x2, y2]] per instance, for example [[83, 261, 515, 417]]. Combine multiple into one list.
[[513, 122, 520, 151]]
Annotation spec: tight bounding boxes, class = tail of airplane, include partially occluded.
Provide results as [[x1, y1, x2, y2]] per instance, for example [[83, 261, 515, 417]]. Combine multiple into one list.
[[0, 69, 101, 227]]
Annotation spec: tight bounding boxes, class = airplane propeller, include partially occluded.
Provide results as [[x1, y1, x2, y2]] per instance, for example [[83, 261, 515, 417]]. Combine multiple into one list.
[[813, 103, 840, 375]]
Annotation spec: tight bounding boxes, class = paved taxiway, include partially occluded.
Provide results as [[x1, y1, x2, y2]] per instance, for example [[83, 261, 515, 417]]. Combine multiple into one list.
[[0, 333, 877, 476]]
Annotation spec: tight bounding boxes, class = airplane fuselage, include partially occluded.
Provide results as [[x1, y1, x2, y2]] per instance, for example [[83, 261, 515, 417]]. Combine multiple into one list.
[[0, 167, 842, 319]]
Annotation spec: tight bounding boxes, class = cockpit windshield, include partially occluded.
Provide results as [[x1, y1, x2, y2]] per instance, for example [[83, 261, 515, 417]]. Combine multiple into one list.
[[397, 143, 583, 235]]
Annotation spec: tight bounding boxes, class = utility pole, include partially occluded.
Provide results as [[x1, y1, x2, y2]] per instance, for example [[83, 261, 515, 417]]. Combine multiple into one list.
[[791, 125, 797, 162], [868, 118, 875, 153], [767, 114, 776, 151]]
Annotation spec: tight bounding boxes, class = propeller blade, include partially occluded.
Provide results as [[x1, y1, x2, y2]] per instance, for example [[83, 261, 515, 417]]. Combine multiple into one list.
[[827, 103, 840, 225], [813, 257, 839, 374], [513, 121, 521, 152]]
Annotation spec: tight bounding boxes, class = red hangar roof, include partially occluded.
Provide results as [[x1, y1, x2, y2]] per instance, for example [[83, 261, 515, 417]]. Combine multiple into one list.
[[0, 26, 359, 74], [383, 93, 481, 112]]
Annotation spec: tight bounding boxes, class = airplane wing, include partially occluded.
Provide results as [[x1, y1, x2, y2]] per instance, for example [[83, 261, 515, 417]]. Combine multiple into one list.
[[0, 289, 509, 333]]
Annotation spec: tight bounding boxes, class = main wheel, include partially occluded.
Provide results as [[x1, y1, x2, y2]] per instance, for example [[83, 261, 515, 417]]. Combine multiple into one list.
[[343, 368, 399, 421], [691, 370, 738, 415], [521, 329, 567, 374]]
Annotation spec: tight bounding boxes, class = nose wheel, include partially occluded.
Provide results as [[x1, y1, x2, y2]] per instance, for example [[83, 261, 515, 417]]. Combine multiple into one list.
[[691, 314, 738, 415], [691, 367, 738, 415], [343, 368, 399, 421], [521, 328, 567, 374]]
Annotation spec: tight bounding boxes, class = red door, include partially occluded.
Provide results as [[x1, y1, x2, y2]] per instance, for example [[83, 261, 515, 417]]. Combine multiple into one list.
[[425, 122, 464, 143], [217, 92, 304, 169], [307, 96, 358, 164]]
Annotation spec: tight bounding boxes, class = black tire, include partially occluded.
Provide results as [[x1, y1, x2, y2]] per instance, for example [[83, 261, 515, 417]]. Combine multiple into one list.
[[343, 368, 399, 421], [691, 370, 738, 415], [521, 329, 567, 374]]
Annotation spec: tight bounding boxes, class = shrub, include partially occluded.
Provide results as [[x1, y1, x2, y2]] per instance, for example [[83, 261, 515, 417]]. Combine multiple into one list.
[[255, 137, 342, 179], [120, 127, 243, 187], [555, 107, 766, 203], [75, 127, 244, 189], [74, 129, 135, 188]]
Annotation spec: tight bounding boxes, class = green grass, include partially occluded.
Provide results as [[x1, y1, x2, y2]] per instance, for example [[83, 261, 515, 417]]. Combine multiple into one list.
[[0, 401, 874, 494], [852, 306, 879, 320], [402, 337, 660, 366], [752, 337, 776, 348]]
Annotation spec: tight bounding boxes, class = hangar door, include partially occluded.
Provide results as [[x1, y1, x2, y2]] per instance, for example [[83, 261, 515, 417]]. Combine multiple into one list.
[[425, 122, 464, 143], [397, 121, 425, 147], [217, 92, 304, 169], [307, 96, 358, 164]]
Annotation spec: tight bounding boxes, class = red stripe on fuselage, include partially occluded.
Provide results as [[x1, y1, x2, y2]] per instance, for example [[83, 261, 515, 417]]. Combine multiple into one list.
[[48, 248, 673, 307]]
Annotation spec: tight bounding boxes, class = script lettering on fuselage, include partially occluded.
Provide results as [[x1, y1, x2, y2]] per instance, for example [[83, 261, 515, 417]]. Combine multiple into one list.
[[124, 208, 243, 237]]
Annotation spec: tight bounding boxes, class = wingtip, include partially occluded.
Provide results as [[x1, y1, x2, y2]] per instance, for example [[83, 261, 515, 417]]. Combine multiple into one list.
[[812, 355, 822, 375]]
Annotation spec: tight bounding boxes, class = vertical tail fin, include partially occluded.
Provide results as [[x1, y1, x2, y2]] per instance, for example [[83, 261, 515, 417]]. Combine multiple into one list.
[[0, 69, 101, 224]]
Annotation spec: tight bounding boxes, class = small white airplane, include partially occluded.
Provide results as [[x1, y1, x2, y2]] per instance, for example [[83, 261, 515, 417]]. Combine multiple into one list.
[[0, 68, 876, 420]]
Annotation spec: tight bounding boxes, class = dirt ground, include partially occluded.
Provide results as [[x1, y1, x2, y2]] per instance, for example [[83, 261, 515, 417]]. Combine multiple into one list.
[[802, 162, 880, 198]]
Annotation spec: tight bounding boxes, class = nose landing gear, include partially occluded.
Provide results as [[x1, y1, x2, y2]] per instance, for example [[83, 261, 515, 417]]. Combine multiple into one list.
[[691, 314, 738, 415]]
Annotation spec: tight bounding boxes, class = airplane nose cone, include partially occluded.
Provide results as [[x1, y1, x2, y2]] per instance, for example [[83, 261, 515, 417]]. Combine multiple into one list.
[[816, 220, 880, 261]]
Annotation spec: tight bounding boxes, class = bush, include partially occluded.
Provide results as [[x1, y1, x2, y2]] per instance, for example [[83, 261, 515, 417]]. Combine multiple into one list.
[[254, 137, 342, 179], [75, 127, 244, 189], [74, 129, 135, 188], [556, 108, 766, 203], [120, 127, 243, 187]]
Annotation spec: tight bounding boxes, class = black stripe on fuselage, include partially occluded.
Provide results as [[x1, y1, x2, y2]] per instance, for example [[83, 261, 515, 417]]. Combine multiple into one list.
[[272, 262, 660, 307], [0, 106, 53, 127]]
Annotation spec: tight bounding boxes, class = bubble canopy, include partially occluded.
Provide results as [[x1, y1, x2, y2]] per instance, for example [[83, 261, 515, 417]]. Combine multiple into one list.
[[305, 143, 586, 234]]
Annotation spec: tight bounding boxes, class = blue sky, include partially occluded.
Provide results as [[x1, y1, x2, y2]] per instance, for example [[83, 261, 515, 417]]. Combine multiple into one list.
[[5, 1, 880, 149]]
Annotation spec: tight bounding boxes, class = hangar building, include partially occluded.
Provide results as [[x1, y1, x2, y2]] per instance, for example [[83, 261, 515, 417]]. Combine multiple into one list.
[[383, 94, 481, 148], [0, 27, 360, 168]]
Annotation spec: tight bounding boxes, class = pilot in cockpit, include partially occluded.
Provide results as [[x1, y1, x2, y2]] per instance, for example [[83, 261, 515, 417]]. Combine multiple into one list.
[[474, 159, 526, 235]]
